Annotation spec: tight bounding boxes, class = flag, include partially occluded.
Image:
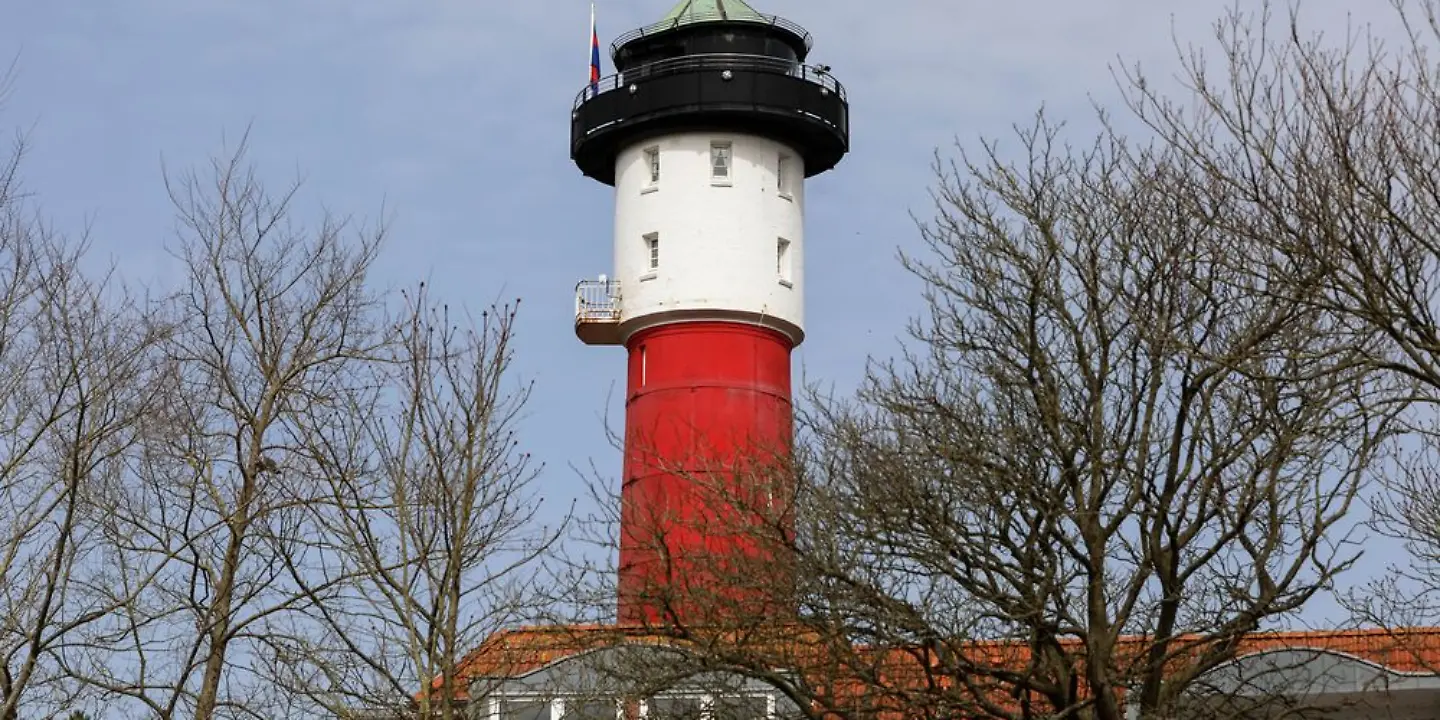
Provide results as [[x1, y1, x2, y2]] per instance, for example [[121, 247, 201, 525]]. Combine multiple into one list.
[[589, 3, 602, 96]]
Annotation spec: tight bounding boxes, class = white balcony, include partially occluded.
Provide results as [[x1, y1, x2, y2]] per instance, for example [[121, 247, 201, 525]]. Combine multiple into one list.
[[575, 278, 622, 346]]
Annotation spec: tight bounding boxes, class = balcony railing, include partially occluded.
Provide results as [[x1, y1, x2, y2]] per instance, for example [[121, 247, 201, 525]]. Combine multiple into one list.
[[574, 54, 845, 110], [576, 279, 621, 323], [575, 279, 622, 345], [610, 12, 813, 57]]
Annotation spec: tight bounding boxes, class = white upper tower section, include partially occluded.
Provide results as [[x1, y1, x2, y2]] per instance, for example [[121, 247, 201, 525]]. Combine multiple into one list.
[[612, 131, 806, 345]]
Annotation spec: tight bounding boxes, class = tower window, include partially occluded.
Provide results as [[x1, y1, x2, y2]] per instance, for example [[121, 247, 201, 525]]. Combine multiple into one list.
[[777, 153, 792, 197], [645, 232, 660, 271], [777, 237, 792, 285], [644, 146, 660, 187], [711, 142, 732, 183]]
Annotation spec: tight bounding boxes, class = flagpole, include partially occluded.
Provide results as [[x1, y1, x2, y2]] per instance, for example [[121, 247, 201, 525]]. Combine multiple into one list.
[[587, 0, 593, 98], [589, 1, 600, 99]]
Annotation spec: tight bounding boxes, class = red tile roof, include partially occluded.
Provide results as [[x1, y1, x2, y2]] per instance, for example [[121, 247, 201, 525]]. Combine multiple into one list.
[[429, 625, 1440, 707]]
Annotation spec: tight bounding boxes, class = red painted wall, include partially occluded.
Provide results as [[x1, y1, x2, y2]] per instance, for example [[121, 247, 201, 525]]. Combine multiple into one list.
[[618, 321, 796, 627]]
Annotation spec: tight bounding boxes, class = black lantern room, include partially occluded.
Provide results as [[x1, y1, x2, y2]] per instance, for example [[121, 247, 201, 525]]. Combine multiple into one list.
[[570, 0, 850, 185]]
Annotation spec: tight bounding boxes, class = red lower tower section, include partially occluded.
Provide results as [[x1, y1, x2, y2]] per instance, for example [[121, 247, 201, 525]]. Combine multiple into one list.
[[618, 322, 796, 627]]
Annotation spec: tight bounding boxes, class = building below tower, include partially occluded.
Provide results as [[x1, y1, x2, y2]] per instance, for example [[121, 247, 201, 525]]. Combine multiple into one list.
[[428, 626, 1440, 720]]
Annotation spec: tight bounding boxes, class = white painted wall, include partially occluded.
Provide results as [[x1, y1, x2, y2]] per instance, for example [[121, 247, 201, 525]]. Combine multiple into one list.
[[612, 131, 806, 343]]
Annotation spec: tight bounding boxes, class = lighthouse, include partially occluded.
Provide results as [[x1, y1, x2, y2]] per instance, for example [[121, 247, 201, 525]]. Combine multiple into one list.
[[571, 0, 850, 628]]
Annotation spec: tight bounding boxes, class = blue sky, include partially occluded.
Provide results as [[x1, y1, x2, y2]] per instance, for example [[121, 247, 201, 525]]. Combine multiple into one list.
[[0, 0, 1401, 595]]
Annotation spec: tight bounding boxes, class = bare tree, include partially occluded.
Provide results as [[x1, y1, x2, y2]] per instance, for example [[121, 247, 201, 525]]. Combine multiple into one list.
[[68, 137, 389, 719], [0, 126, 160, 717], [1113, 0, 1440, 666], [570, 112, 1405, 720], [26, 136, 560, 720], [263, 292, 563, 720]]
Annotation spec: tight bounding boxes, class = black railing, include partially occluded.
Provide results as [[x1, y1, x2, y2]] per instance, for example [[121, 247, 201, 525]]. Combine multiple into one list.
[[609, 11, 813, 57], [574, 54, 844, 110]]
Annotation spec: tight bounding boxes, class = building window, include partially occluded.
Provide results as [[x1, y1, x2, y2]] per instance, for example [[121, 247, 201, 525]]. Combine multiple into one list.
[[711, 142, 732, 183], [776, 237, 792, 285], [640, 345, 648, 387], [645, 146, 661, 188], [502, 700, 551, 720], [564, 700, 617, 720], [714, 697, 768, 720], [645, 232, 660, 272], [777, 153, 792, 198], [647, 698, 704, 720]]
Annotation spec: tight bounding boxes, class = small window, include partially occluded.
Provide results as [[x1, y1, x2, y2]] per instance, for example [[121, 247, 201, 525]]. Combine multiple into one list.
[[711, 142, 732, 183], [648, 698, 703, 720], [564, 700, 618, 720], [714, 697, 768, 720], [777, 153, 791, 196], [645, 146, 661, 185], [640, 345, 648, 387], [503, 700, 551, 720], [645, 232, 660, 271], [776, 237, 792, 283]]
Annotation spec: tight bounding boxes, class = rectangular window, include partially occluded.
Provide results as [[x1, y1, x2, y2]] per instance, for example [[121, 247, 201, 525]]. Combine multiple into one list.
[[564, 700, 618, 720], [648, 698, 703, 720], [714, 697, 768, 720], [645, 146, 660, 186], [503, 700, 551, 720], [711, 141, 732, 183], [777, 153, 791, 196], [645, 232, 660, 271], [776, 237, 792, 283]]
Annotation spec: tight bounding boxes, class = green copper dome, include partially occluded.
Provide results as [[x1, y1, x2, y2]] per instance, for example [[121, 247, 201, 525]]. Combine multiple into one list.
[[659, 0, 766, 25], [609, 0, 815, 67]]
